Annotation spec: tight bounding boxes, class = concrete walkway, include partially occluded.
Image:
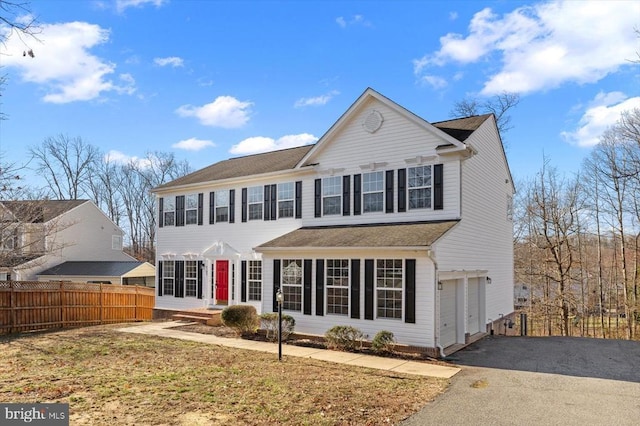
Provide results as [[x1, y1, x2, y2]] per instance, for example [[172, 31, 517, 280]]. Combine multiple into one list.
[[117, 321, 460, 379]]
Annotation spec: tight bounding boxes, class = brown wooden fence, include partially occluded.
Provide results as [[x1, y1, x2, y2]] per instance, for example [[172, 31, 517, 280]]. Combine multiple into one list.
[[0, 281, 155, 334]]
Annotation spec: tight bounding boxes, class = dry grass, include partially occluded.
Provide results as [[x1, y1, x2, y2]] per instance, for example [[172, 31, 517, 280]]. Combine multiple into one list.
[[0, 324, 448, 425]]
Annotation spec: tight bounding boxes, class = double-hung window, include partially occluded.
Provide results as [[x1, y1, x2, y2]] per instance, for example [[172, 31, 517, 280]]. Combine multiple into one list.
[[376, 259, 403, 319], [185, 194, 198, 225], [248, 186, 263, 220], [162, 261, 175, 296], [248, 260, 262, 301], [281, 259, 302, 311], [326, 259, 349, 315], [164, 198, 176, 226], [278, 182, 294, 218], [363, 171, 384, 213], [215, 191, 229, 222], [185, 260, 197, 297], [322, 176, 342, 215], [408, 165, 432, 209]]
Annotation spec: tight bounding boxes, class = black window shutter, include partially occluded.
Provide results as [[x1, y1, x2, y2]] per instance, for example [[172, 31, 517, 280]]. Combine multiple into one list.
[[295, 181, 302, 218], [158, 198, 164, 228], [353, 174, 361, 216], [270, 184, 277, 220], [385, 170, 394, 213], [209, 192, 215, 224], [303, 259, 312, 315], [405, 259, 416, 323], [197, 193, 204, 225], [398, 169, 407, 212], [350, 259, 360, 319], [176, 196, 185, 227], [434, 164, 443, 210], [197, 261, 203, 299], [264, 185, 271, 221], [175, 260, 184, 298], [314, 179, 322, 218], [273, 259, 281, 312], [241, 261, 247, 302], [157, 261, 163, 296], [315, 259, 324, 316], [364, 259, 374, 320], [241, 188, 248, 222], [229, 189, 236, 223], [342, 175, 350, 216]]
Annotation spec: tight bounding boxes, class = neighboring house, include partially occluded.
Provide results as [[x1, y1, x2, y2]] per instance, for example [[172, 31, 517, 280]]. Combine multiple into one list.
[[0, 200, 135, 281], [37, 261, 155, 286], [153, 88, 515, 354]]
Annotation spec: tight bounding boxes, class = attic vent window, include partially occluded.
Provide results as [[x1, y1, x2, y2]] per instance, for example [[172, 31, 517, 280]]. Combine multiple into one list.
[[363, 110, 383, 133]]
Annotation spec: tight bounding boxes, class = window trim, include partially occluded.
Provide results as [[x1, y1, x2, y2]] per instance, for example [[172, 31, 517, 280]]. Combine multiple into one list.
[[248, 186, 263, 220], [408, 165, 433, 210], [185, 194, 198, 225], [281, 259, 303, 312], [185, 260, 197, 297], [326, 259, 349, 316], [362, 171, 384, 213], [215, 191, 229, 223], [163, 197, 176, 226], [248, 260, 262, 301], [277, 182, 295, 219], [375, 259, 403, 320], [322, 176, 342, 216], [162, 260, 175, 296]]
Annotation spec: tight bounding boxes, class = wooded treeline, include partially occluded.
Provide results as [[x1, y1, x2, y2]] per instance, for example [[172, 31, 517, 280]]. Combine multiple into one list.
[[515, 109, 640, 340]]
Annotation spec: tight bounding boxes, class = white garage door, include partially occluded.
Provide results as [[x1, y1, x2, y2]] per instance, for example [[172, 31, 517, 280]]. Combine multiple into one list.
[[440, 280, 457, 348], [468, 278, 480, 335]]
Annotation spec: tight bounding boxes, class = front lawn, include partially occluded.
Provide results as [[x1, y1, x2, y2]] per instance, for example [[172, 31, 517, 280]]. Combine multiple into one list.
[[0, 324, 447, 425]]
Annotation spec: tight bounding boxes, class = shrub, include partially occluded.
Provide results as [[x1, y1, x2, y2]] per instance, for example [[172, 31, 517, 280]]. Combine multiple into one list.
[[221, 305, 259, 335], [371, 330, 396, 354], [260, 313, 296, 342], [324, 325, 364, 351]]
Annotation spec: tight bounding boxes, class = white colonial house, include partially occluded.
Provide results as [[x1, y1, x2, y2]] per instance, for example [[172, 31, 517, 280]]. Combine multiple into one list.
[[0, 200, 137, 281], [153, 88, 515, 355]]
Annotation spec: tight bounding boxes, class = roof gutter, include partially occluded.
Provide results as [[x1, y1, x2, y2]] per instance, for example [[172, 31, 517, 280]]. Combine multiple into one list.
[[254, 246, 431, 253]]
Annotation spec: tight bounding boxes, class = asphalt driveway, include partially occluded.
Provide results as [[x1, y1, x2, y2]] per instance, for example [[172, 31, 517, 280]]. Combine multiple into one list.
[[402, 336, 640, 426]]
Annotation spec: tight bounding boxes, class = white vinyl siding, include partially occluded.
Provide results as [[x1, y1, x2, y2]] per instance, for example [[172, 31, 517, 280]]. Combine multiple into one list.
[[363, 171, 384, 213], [278, 182, 294, 218], [326, 259, 349, 315], [322, 176, 342, 215], [408, 165, 432, 209], [248, 186, 263, 220], [185, 194, 198, 225]]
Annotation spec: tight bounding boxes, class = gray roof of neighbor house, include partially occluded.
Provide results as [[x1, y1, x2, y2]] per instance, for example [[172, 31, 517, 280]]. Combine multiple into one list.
[[1, 200, 87, 223], [257, 220, 459, 249], [38, 261, 147, 277], [154, 113, 491, 191]]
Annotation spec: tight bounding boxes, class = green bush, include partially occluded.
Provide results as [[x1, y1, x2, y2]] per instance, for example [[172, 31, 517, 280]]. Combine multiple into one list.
[[371, 330, 396, 354], [260, 313, 296, 342], [324, 325, 364, 351], [221, 305, 259, 335]]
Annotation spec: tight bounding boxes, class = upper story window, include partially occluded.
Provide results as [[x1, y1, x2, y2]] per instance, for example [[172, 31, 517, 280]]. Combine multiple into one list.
[[164, 197, 176, 226], [507, 195, 514, 221], [112, 235, 123, 250], [278, 182, 294, 218], [408, 165, 432, 209], [363, 171, 384, 213], [1, 229, 16, 251], [185, 194, 198, 225], [216, 191, 229, 222], [248, 186, 263, 220], [322, 176, 342, 215]]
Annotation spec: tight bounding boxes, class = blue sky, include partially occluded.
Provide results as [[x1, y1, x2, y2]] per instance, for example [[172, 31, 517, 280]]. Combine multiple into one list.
[[0, 0, 638, 189]]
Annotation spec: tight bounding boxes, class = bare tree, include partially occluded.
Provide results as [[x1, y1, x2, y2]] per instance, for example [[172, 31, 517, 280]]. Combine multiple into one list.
[[29, 135, 101, 200], [450, 92, 520, 137]]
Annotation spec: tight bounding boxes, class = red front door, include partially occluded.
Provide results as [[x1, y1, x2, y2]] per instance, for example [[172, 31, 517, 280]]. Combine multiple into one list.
[[215, 260, 229, 303]]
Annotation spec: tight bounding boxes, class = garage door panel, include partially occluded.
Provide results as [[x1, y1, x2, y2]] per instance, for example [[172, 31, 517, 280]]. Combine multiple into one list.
[[440, 281, 457, 348], [468, 279, 480, 334]]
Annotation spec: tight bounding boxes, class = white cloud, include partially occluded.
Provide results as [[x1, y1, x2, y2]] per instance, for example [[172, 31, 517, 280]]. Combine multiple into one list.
[[230, 133, 318, 155], [414, 1, 640, 95], [176, 96, 253, 128], [116, 0, 167, 13], [0, 21, 135, 103], [336, 17, 346, 28], [419, 75, 448, 90], [294, 90, 340, 108], [335, 14, 372, 28], [561, 92, 640, 148], [104, 150, 152, 168], [172, 137, 216, 151], [154, 56, 184, 67]]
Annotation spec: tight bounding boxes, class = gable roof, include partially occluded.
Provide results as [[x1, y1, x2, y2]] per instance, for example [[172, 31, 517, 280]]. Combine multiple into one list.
[[256, 220, 459, 250], [153, 88, 493, 192], [154, 145, 314, 191], [37, 261, 149, 277], [1, 200, 88, 223]]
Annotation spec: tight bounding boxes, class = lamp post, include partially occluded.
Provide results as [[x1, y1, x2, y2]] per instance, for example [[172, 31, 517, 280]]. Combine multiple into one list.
[[276, 288, 284, 361]]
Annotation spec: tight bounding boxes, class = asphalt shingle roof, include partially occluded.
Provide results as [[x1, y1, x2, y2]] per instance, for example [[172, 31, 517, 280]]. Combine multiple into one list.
[[257, 220, 459, 249], [1, 200, 87, 223], [38, 261, 145, 277]]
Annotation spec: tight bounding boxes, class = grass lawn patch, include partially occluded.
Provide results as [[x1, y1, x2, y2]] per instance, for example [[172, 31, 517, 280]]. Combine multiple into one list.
[[0, 324, 448, 425]]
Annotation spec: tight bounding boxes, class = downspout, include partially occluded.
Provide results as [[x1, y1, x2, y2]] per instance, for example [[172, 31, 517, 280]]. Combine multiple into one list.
[[428, 249, 446, 359]]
